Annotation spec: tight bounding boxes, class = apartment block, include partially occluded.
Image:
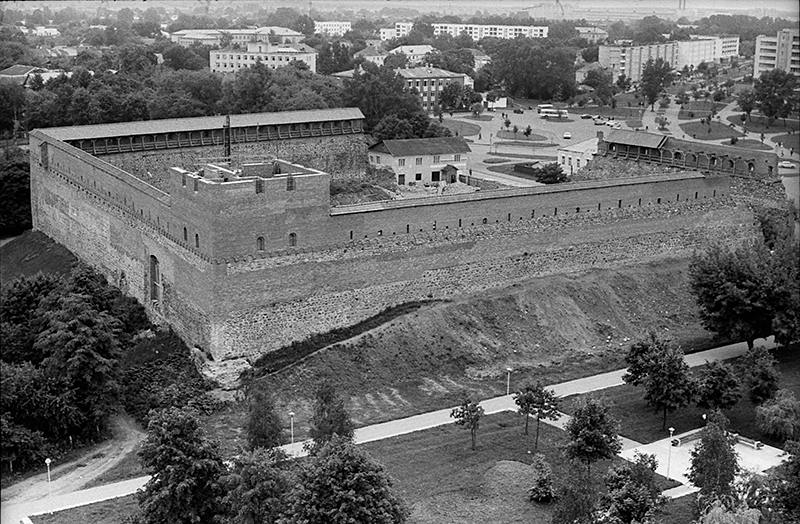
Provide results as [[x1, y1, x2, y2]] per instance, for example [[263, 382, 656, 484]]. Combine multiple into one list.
[[314, 21, 352, 37], [210, 41, 317, 73], [755, 28, 800, 76]]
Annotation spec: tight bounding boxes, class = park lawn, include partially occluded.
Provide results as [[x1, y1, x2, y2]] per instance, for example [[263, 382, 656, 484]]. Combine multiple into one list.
[[561, 345, 800, 448], [80, 443, 145, 490], [678, 121, 744, 141], [30, 494, 139, 524], [726, 114, 800, 134], [440, 118, 482, 137], [362, 410, 677, 523], [770, 133, 800, 151], [731, 139, 773, 151], [656, 494, 696, 524], [626, 118, 644, 129], [678, 101, 724, 120]]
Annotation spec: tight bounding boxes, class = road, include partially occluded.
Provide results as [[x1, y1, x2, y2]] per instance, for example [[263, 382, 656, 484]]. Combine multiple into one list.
[[2, 337, 779, 524]]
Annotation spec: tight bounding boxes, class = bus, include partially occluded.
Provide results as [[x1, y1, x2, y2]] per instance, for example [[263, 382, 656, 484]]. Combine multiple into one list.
[[536, 104, 554, 113], [540, 108, 569, 119]]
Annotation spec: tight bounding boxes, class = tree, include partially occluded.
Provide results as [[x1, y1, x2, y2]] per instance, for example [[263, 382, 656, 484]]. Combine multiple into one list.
[[308, 380, 354, 450], [740, 346, 781, 406], [246, 388, 284, 450], [564, 398, 622, 476], [528, 453, 556, 503], [697, 361, 742, 412], [754, 69, 797, 125], [623, 332, 669, 386], [616, 73, 632, 91], [698, 501, 761, 524], [450, 396, 484, 450], [440, 82, 463, 112], [551, 464, 601, 523], [383, 52, 408, 70], [602, 452, 667, 524], [532, 163, 567, 184], [281, 435, 408, 524], [0, 147, 31, 236], [642, 345, 696, 430], [523, 125, 532, 138], [690, 240, 790, 349], [219, 448, 291, 524], [514, 382, 560, 449], [755, 390, 800, 441], [641, 58, 674, 110], [689, 411, 739, 509], [470, 102, 484, 118], [138, 407, 225, 524], [764, 440, 800, 523]]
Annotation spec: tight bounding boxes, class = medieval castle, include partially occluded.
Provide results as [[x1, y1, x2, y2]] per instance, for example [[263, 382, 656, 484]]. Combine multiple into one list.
[[29, 108, 777, 382]]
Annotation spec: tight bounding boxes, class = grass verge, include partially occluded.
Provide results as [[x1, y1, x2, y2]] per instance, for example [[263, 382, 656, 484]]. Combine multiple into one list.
[[0, 230, 77, 284], [770, 133, 800, 151], [441, 119, 482, 137], [30, 494, 139, 524], [727, 114, 800, 135]]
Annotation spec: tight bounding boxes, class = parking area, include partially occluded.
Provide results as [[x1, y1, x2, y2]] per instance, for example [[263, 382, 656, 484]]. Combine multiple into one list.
[[487, 109, 632, 148]]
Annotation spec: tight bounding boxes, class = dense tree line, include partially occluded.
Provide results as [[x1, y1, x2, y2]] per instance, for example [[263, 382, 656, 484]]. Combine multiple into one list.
[[0, 265, 213, 475], [0, 147, 31, 237]]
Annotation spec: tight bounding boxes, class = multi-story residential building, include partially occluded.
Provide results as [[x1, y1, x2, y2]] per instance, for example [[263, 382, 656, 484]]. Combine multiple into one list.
[[600, 42, 678, 82], [314, 21, 351, 37], [170, 27, 304, 48], [379, 22, 547, 41], [397, 67, 473, 112], [354, 46, 388, 67], [575, 26, 609, 44], [754, 28, 800, 77], [600, 36, 739, 82], [430, 23, 548, 40], [368, 137, 471, 186], [210, 41, 317, 73], [390, 45, 435, 65]]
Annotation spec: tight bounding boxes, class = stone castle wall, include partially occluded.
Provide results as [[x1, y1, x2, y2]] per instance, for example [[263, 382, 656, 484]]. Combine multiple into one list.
[[30, 126, 741, 365]]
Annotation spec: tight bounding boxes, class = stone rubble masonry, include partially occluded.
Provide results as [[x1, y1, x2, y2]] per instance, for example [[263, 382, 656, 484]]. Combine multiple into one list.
[[29, 117, 741, 369]]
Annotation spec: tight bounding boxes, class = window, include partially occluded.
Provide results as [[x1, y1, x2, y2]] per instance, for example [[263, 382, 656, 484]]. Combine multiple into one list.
[[195, 234, 200, 248], [182, 175, 186, 187], [149, 255, 161, 306], [289, 233, 297, 247], [416, 157, 422, 165], [257, 237, 265, 251], [375, 156, 381, 164], [255, 179, 264, 194], [454, 154, 461, 161], [183, 227, 188, 242], [286, 176, 295, 191], [433, 155, 440, 163], [398, 158, 405, 166], [193, 178, 198, 192], [431, 171, 440, 182], [415, 173, 422, 181], [398, 174, 405, 185], [40, 143, 48, 169]]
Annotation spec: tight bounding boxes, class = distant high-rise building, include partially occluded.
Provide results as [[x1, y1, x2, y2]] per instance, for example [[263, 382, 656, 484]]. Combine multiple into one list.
[[754, 28, 800, 77]]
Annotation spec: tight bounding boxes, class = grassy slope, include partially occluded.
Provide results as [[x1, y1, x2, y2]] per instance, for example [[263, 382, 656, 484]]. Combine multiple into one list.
[[0, 230, 77, 283]]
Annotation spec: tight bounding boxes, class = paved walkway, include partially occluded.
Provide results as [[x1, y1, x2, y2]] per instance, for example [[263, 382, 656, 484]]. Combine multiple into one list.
[[1, 337, 785, 523]]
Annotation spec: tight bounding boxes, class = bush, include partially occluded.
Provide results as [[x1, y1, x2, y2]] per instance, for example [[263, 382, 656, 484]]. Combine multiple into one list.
[[528, 453, 556, 503], [730, 136, 739, 145]]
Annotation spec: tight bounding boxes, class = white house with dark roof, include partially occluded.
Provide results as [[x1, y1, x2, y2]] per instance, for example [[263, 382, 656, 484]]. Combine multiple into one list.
[[368, 137, 471, 186], [390, 45, 435, 65], [558, 137, 598, 176], [354, 46, 388, 66]]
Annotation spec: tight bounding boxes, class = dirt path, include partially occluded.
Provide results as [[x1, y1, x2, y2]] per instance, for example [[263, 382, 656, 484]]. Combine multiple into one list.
[[0, 414, 145, 506]]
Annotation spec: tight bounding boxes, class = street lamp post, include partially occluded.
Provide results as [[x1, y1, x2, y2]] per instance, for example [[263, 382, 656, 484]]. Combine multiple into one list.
[[45, 457, 52, 514], [289, 411, 295, 444], [666, 427, 675, 480], [506, 368, 513, 396]]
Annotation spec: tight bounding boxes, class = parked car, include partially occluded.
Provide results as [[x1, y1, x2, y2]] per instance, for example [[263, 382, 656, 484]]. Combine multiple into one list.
[[778, 160, 797, 169], [594, 119, 606, 125], [563, 132, 572, 139], [611, 122, 622, 129], [513, 108, 524, 114], [581, 114, 593, 119]]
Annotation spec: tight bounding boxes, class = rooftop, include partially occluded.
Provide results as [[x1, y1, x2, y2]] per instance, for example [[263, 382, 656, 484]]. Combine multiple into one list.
[[603, 130, 667, 149], [38, 108, 365, 141], [558, 137, 598, 154], [397, 67, 466, 79], [369, 137, 472, 157]]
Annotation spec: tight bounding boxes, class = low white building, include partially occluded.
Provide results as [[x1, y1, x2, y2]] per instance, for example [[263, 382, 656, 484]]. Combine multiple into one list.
[[390, 45, 434, 65], [314, 21, 351, 37], [211, 41, 317, 73], [368, 137, 471, 186], [170, 26, 304, 48], [558, 137, 597, 176], [354, 46, 388, 67], [431, 23, 548, 40]]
